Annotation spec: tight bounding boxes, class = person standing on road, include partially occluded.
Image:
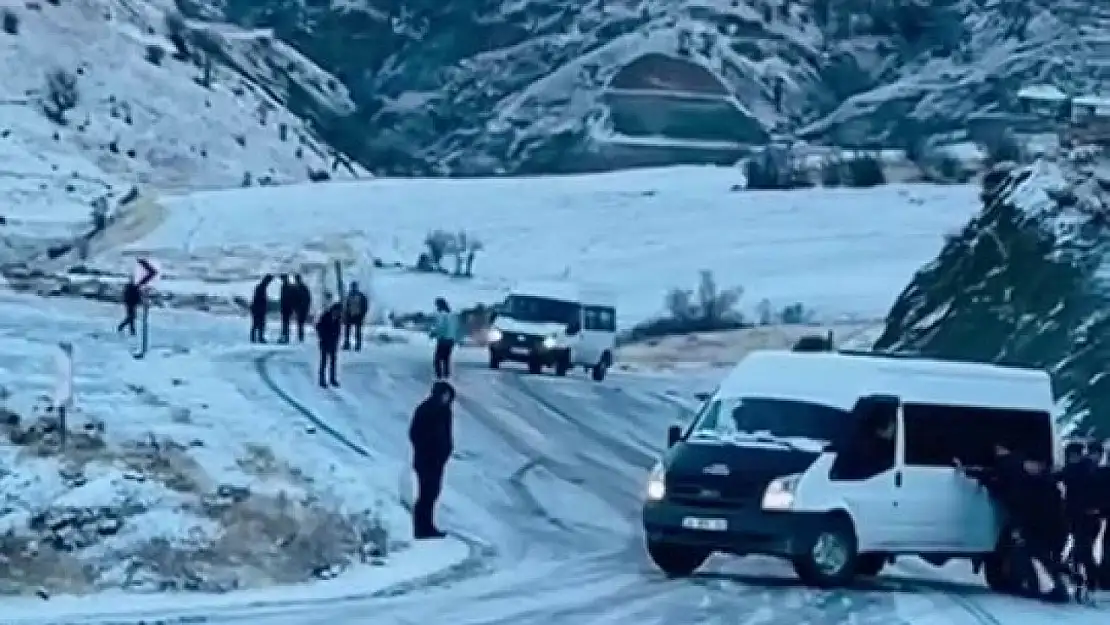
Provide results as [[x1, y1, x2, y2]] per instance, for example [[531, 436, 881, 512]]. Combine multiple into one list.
[[315, 296, 342, 388], [343, 281, 369, 351], [1059, 441, 1102, 593], [250, 274, 274, 343], [430, 297, 460, 379], [409, 380, 455, 539], [117, 277, 142, 336], [278, 274, 296, 344], [292, 274, 312, 342]]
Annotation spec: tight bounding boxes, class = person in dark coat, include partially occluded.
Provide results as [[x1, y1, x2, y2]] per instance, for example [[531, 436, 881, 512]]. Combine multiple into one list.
[[315, 297, 342, 388], [292, 274, 311, 342], [409, 380, 455, 539], [342, 282, 369, 351], [250, 274, 274, 343], [961, 446, 1069, 602], [1090, 440, 1110, 588], [278, 275, 295, 344], [1060, 441, 1103, 592], [117, 278, 142, 336]]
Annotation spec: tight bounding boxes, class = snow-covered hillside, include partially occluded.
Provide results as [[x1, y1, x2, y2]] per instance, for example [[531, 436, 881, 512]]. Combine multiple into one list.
[[174, 0, 1110, 174], [71, 166, 981, 328], [0, 0, 366, 244], [0, 291, 473, 603], [875, 157, 1110, 436]]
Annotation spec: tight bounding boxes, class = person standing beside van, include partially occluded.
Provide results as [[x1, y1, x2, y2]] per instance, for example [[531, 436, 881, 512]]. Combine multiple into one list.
[[1060, 441, 1102, 593], [430, 297, 460, 379]]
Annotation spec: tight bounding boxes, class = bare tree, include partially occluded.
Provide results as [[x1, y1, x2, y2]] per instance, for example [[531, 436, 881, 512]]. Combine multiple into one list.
[[42, 69, 79, 124]]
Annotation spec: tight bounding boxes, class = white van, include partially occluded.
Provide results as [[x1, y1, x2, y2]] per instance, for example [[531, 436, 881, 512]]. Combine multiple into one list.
[[487, 281, 617, 381], [642, 349, 1058, 588]]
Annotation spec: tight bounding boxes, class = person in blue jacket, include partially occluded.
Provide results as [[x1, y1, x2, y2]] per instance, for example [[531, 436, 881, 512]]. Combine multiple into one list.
[[430, 297, 460, 379]]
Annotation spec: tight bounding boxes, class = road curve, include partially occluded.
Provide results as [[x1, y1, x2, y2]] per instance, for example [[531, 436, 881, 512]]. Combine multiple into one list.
[[239, 347, 1003, 625]]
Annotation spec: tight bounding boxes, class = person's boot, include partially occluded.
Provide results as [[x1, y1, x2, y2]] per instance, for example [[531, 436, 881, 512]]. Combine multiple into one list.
[[319, 378, 328, 389], [329, 377, 340, 388]]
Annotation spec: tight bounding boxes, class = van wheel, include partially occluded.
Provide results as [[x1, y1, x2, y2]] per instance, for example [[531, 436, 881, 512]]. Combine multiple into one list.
[[489, 349, 502, 369], [591, 352, 611, 382], [855, 554, 885, 577], [528, 357, 543, 374], [646, 540, 709, 577], [793, 515, 858, 588], [554, 352, 570, 376]]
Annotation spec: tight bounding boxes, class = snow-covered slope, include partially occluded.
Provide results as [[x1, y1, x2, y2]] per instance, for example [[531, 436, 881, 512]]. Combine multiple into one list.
[[174, 0, 1110, 175], [875, 158, 1110, 435], [0, 0, 366, 244], [80, 166, 980, 328], [0, 292, 467, 600]]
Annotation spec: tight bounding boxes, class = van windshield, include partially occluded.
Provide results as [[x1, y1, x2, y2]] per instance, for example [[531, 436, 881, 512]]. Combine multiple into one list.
[[688, 397, 852, 451], [504, 295, 580, 324]]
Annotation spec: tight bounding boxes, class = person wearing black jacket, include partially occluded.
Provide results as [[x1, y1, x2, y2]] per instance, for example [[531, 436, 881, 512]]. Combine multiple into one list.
[[961, 446, 1069, 602], [292, 274, 311, 342], [315, 299, 342, 388], [1060, 441, 1103, 592], [278, 274, 295, 344], [409, 381, 455, 539], [117, 278, 142, 336], [342, 282, 369, 351], [250, 274, 274, 343]]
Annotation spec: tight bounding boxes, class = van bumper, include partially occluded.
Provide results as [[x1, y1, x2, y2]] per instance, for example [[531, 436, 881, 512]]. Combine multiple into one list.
[[642, 501, 823, 558], [491, 344, 567, 365]]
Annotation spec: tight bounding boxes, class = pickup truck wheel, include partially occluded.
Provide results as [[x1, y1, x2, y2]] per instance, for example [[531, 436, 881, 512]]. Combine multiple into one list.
[[646, 540, 709, 578], [528, 357, 543, 374], [489, 349, 502, 369], [793, 515, 858, 588]]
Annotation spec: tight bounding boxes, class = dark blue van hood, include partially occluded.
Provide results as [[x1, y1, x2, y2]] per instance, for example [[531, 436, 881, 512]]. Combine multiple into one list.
[[663, 439, 821, 506]]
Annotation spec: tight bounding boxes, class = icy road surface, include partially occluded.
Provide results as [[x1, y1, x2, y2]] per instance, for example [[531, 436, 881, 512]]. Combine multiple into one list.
[[138, 347, 1060, 625]]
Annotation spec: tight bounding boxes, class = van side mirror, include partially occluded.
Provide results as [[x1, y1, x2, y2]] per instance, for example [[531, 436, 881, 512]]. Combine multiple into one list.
[[667, 425, 682, 448], [566, 321, 581, 335], [694, 392, 711, 402], [488, 311, 498, 323]]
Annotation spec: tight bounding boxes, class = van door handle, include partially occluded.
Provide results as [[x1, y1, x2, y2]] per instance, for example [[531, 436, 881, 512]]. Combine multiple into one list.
[[894, 471, 902, 487]]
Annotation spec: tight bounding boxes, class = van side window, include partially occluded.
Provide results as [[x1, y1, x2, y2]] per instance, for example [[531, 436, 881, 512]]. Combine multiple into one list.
[[584, 306, 616, 331], [902, 403, 1054, 467], [829, 412, 897, 481]]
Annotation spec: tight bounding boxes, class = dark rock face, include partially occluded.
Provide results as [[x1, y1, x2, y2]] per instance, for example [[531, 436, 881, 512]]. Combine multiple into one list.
[[179, 0, 1110, 175], [875, 160, 1110, 434]]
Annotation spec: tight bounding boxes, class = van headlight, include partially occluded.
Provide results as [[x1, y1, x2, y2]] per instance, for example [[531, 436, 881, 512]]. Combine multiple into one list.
[[542, 335, 557, 349], [646, 461, 666, 501], [487, 327, 502, 343], [761, 473, 801, 511]]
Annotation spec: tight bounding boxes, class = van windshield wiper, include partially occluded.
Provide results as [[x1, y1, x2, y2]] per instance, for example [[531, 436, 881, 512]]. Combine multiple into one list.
[[737, 432, 808, 452]]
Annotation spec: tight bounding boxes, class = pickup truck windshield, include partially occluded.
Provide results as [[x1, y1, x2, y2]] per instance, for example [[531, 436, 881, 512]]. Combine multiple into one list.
[[688, 397, 852, 449], [504, 295, 580, 324]]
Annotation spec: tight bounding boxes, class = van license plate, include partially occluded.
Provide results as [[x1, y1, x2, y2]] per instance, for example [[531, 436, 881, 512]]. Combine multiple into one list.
[[510, 347, 530, 356], [682, 517, 727, 531]]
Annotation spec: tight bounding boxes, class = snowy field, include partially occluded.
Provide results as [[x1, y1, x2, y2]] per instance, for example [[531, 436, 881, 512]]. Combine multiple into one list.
[[0, 291, 466, 612], [82, 166, 980, 328]]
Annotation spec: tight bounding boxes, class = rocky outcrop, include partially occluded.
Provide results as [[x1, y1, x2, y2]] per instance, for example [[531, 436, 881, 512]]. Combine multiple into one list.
[[874, 157, 1110, 434]]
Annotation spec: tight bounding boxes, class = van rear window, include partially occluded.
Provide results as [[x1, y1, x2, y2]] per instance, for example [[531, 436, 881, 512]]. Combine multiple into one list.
[[584, 306, 616, 331]]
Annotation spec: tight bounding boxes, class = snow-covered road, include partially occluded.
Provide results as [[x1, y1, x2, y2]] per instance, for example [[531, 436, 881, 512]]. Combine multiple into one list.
[[220, 350, 1008, 625]]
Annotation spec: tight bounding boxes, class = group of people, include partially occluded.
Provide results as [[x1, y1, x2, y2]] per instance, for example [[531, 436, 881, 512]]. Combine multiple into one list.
[[961, 440, 1110, 603]]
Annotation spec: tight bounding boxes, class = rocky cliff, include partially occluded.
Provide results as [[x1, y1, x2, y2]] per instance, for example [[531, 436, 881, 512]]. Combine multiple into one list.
[[874, 157, 1110, 435], [174, 0, 1110, 175]]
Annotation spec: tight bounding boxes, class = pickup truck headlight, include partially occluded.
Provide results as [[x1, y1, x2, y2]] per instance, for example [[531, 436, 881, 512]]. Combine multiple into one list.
[[761, 473, 801, 511], [542, 335, 557, 349], [487, 328, 502, 343], [646, 461, 666, 501]]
